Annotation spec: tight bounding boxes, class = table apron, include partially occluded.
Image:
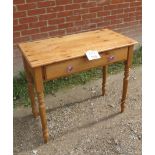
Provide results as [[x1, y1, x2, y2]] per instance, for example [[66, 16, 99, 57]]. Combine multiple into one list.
[[44, 47, 128, 81]]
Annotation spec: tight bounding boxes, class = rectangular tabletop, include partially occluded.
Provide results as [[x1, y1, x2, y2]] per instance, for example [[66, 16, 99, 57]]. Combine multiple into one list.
[[19, 29, 137, 68]]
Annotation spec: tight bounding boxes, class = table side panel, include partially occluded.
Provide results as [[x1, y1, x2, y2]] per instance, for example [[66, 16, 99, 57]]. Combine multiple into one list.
[[44, 47, 128, 80]]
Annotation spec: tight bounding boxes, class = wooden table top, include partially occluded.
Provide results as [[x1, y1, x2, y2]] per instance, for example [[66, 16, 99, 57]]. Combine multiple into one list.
[[19, 29, 137, 68]]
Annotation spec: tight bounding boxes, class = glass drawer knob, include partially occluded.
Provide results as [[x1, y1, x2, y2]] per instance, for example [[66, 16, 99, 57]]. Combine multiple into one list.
[[108, 55, 115, 61], [67, 65, 73, 72]]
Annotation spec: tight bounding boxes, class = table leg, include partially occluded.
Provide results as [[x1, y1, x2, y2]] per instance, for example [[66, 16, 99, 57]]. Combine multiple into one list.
[[102, 65, 107, 96], [34, 67, 49, 143], [121, 62, 129, 113], [27, 77, 39, 118], [37, 92, 49, 143], [121, 46, 134, 113], [22, 57, 39, 118]]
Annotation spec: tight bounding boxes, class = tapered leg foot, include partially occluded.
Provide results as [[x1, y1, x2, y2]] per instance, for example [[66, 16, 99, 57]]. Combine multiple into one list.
[[43, 129, 49, 143], [121, 103, 125, 113]]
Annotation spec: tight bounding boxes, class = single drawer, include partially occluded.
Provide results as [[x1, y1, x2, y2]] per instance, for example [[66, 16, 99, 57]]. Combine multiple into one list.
[[44, 47, 128, 80]]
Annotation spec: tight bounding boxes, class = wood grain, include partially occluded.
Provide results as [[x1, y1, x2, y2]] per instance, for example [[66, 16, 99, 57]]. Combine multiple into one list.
[[19, 29, 137, 68], [121, 46, 134, 112], [22, 56, 39, 118], [102, 66, 108, 96], [45, 47, 128, 80], [19, 29, 137, 143], [34, 67, 49, 143]]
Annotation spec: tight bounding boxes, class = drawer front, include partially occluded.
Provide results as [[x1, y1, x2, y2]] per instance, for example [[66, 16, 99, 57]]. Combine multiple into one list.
[[45, 47, 128, 80]]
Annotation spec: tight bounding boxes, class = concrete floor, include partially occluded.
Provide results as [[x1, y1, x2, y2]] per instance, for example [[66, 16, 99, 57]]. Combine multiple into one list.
[[14, 67, 142, 155]]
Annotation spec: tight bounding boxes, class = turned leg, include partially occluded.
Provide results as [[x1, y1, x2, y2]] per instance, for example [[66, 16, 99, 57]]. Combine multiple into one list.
[[121, 46, 134, 113], [22, 57, 39, 117], [102, 65, 107, 96], [34, 67, 49, 143], [37, 92, 49, 143], [121, 62, 129, 113], [27, 78, 39, 117]]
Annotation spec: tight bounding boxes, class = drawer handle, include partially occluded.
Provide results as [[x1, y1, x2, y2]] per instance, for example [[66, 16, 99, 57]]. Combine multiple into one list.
[[67, 65, 73, 72], [108, 55, 115, 61]]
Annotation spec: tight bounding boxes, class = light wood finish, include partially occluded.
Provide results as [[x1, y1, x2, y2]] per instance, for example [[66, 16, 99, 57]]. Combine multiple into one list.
[[45, 47, 128, 80], [121, 46, 134, 112], [19, 29, 137, 143], [22, 56, 39, 118], [19, 29, 137, 68], [34, 67, 49, 143], [102, 66, 108, 96]]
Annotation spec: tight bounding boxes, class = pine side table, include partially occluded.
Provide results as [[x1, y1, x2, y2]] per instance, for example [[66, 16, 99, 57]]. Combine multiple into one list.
[[18, 29, 137, 143]]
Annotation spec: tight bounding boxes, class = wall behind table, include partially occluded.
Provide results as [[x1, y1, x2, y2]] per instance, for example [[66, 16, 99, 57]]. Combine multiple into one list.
[[13, 0, 142, 76]]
